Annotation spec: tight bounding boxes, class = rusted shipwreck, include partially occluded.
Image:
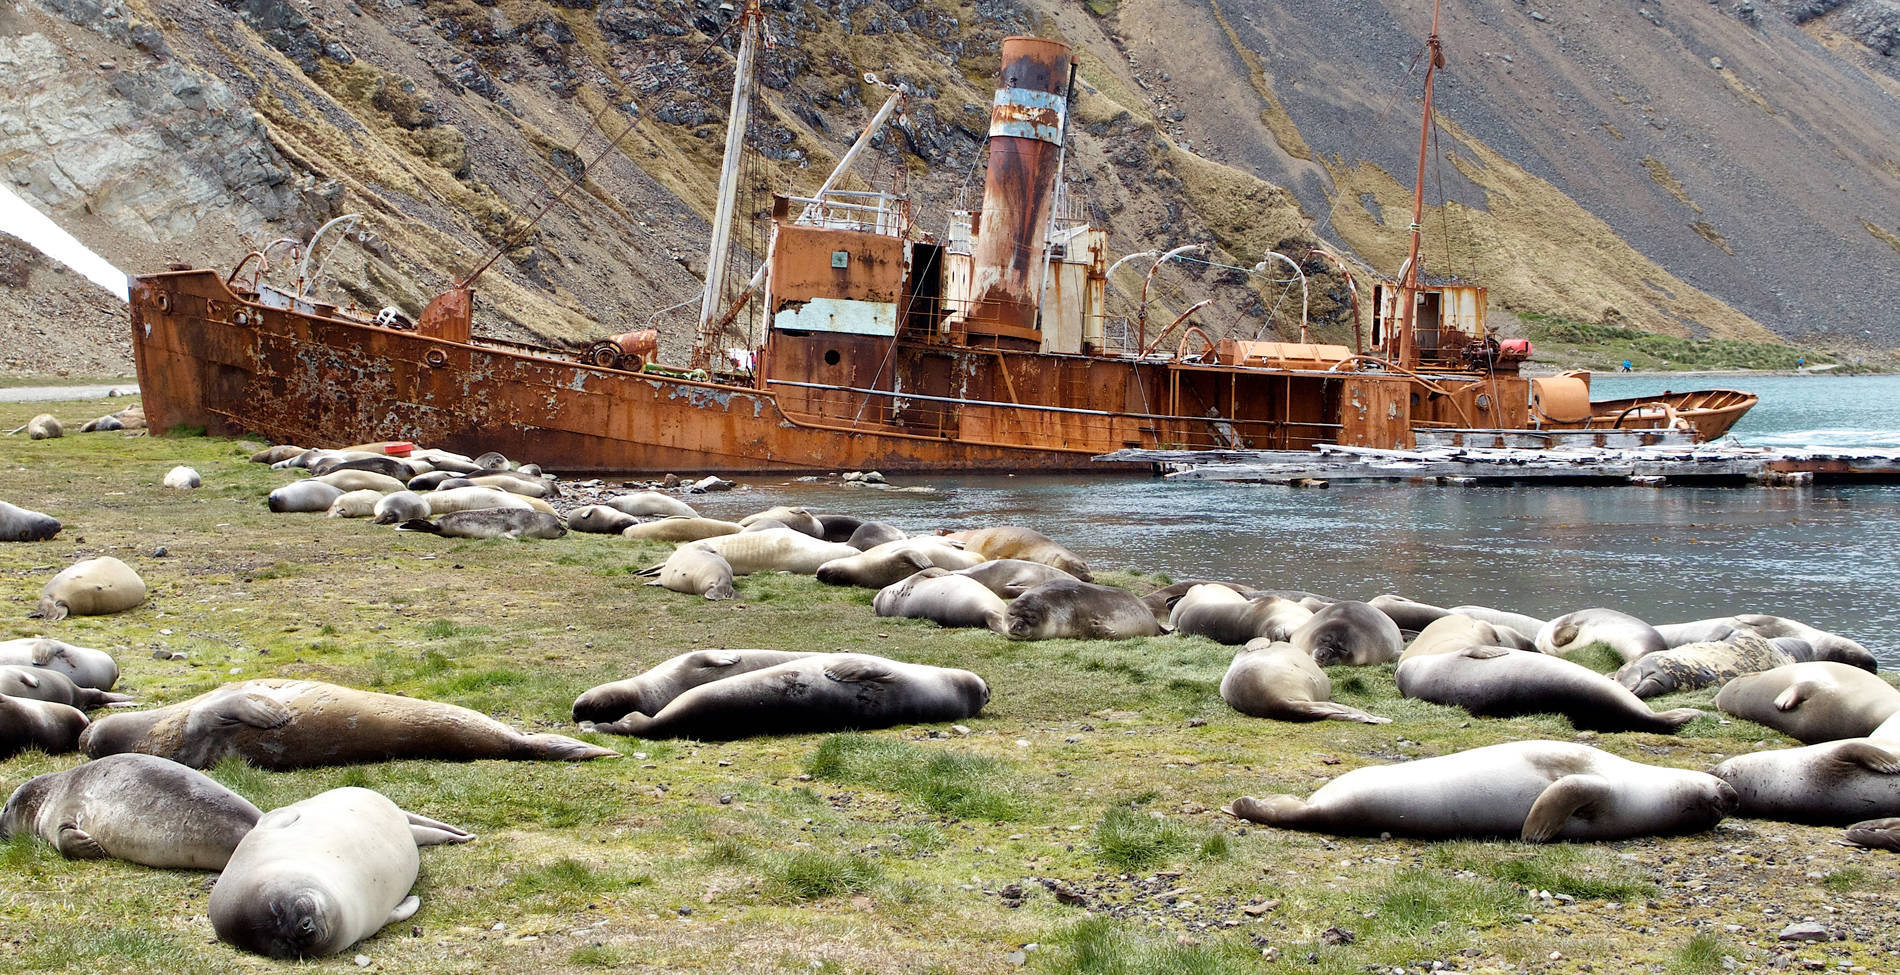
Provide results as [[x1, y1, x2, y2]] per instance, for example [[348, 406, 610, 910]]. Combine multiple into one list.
[[127, 5, 1755, 474]]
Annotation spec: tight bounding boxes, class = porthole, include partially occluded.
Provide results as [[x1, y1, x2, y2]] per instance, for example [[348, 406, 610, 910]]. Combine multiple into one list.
[[823, 349, 841, 366]]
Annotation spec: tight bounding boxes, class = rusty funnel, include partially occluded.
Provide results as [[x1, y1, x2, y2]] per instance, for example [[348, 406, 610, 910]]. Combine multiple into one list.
[[963, 36, 1074, 339]]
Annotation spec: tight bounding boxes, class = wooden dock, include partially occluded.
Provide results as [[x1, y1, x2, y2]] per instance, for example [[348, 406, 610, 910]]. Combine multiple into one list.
[[1093, 440, 1900, 486]]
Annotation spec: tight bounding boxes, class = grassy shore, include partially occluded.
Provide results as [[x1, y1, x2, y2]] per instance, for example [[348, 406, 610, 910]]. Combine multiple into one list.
[[2, 398, 1897, 975]]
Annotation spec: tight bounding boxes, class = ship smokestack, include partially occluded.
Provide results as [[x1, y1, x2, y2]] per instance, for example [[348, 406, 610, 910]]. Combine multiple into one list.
[[964, 36, 1074, 337]]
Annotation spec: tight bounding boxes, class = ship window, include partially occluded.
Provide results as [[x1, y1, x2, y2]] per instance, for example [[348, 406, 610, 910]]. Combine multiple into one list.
[[824, 349, 841, 366]]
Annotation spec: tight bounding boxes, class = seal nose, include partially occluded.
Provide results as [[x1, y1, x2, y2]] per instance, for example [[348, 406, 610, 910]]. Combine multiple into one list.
[[1712, 779, 1740, 815]]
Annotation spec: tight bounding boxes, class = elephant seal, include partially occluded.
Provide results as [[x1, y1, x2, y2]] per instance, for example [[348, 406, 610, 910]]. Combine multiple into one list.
[[251, 445, 308, 464], [816, 538, 984, 589], [584, 653, 988, 739], [0, 637, 119, 689], [79, 679, 618, 769], [621, 516, 743, 543], [473, 450, 510, 470], [1220, 639, 1389, 724], [1712, 738, 1900, 825], [37, 556, 146, 620], [0, 499, 60, 542], [211, 787, 473, 958], [0, 754, 260, 869], [666, 527, 860, 575], [1, 695, 88, 758], [952, 559, 1077, 599], [572, 649, 818, 723], [815, 514, 863, 543], [1397, 646, 1702, 733], [846, 521, 907, 550], [1401, 615, 1534, 661], [407, 449, 479, 474], [466, 472, 552, 498], [1654, 618, 1743, 648], [1170, 587, 1313, 645], [423, 486, 533, 515], [1291, 601, 1402, 666], [1613, 633, 1793, 698], [0, 666, 134, 709], [78, 414, 123, 433], [269, 479, 345, 513], [163, 466, 202, 490], [1001, 580, 1161, 641], [738, 506, 825, 538], [404, 470, 459, 492], [316, 470, 408, 494], [1138, 580, 1265, 623], [1536, 609, 1667, 663], [397, 509, 566, 540], [26, 413, 63, 439], [648, 545, 736, 600], [1446, 605, 1546, 643], [872, 568, 1010, 630], [311, 456, 418, 482], [566, 504, 638, 534], [955, 526, 1092, 581], [606, 492, 698, 518], [1844, 818, 1900, 851], [1228, 740, 1737, 841], [325, 489, 385, 519], [371, 490, 430, 524], [1713, 663, 1900, 744], [1729, 615, 1877, 672], [1368, 594, 1455, 633]]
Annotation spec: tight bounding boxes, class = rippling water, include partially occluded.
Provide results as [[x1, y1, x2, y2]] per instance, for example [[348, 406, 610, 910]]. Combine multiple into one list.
[[682, 373, 1900, 665]]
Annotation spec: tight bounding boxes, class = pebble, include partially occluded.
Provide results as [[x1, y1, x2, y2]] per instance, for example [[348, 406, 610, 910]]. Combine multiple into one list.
[[1778, 921, 1829, 942], [354, 955, 370, 967]]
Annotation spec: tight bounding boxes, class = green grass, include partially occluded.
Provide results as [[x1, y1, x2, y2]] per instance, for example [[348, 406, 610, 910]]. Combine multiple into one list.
[[764, 849, 881, 902], [1431, 842, 1656, 900], [807, 733, 1027, 820], [1094, 802, 1229, 872], [1821, 867, 1870, 892], [1669, 933, 1729, 974], [1036, 917, 1260, 975], [1521, 312, 1835, 372]]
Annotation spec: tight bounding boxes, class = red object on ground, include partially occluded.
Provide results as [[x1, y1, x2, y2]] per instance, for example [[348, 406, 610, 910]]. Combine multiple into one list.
[[1498, 339, 1532, 357], [383, 441, 415, 457]]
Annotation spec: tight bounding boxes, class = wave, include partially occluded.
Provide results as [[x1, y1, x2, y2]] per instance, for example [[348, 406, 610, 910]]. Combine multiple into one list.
[[1733, 428, 1900, 448]]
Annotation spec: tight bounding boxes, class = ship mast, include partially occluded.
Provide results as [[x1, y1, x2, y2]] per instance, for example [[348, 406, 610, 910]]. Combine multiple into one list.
[[1394, 0, 1445, 371], [694, 0, 765, 367]]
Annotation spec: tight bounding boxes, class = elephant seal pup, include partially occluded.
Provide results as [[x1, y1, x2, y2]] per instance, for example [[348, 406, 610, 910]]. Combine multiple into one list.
[[398, 509, 566, 540], [268, 479, 345, 513], [1171, 587, 1313, 645], [1446, 605, 1546, 643], [371, 490, 430, 524], [311, 456, 418, 482], [474, 450, 510, 470], [325, 489, 386, 519], [1536, 609, 1667, 663], [1368, 594, 1455, 633], [0, 499, 60, 542], [1730, 615, 1877, 672], [1228, 740, 1737, 842], [1220, 639, 1389, 724], [956, 526, 1093, 581], [163, 466, 202, 489], [315, 470, 408, 494], [404, 470, 459, 492], [572, 649, 819, 723], [424, 486, 533, 515], [79, 679, 617, 769], [1654, 618, 1742, 648], [648, 546, 736, 600], [1712, 739, 1900, 825], [951, 559, 1077, 599], [0, 666, 134, 709], [669, 527, 860, 575], [0, 637, 119, 689], [466, 472, 552, 498], [606, 492, 698, 518], [26, 413, 62, 439], [815, 514, 864, 543], [1844, 818, 1900, 851], [37, 556, 146, 620], [621, 516, 743, 543], [1, 695, 88, 758], [0, 754, 261, 869], [78, 414, 123, 433], [816, 538, 984, 589], [1400, 615, 1534, 661], [586, 653, 989, 739], [846, 521, 907, 550], [1613, 633, 1793, 698], [1139, 580, 1265, 623], [251, 445, 307, 464], [567, 504, 638, 534], [1713, 662, 1900, 744], [1397, 646, 1702, 733], [1001, 580, 1161, 641], [738, 506, 825, 538], [211, 787, 472, 958], [873, 569, 1010, 630], [1291, 601, 1403, 666]]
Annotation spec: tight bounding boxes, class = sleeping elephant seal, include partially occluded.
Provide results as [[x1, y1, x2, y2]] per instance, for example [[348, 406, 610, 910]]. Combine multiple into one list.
[[1713, 662, 1900, 744], [0, 754, 260, 869], [371, 491, 430, 525], [738, 506, 825, 538], [1368, 594, 1455, 633], [1171, 587, 1312, 645], [1446, 605, 1546, 643], [873, 569, 1009, 630], [1844, 818, 1900, 851], [0, 500, 61, 542], [584, 653, 988, 739], [1, 695, 88, 758], [666, 527, 860, 575], [1654, 618, 1742, 648], [311, 456, 419, 482], [1401, 615, 1533, 661], [397, 509, 566, 540], [606, 492, 698, 518], [1396, 646, 1702, 733], [36, 556, 146, 620], [269, 479, 345, 513], [1139, 580, 1265, 624], [211, 787, 472, 958], [79, 679, 618, 769], [1612, 633, 1793, 698], [952, 559, 1077, 599], [1291, 601, 1402, 666], [1227, 740, 1736, 842], [956, 526, 1093, 582], [572, 649, 819, 724], [315, 470, 408, 494], [1536, 609, 1667, 663], [0, 666, 134, 709], [0, 637, 119, 690], [403, 471, 460, 492], [621, 516, 744, 543], [647, 545, 736, 600], [251, 445, 308, 464], [815, 514, 863, 543], [325, 490, 385, 519], [465, 472, 553, 499], [1220, 639, 1389, 724], [423, 486, 534, 515], [1729, 614, 1877, 672], [816, 538, 984, 589], [1001, 580, 1161, 641], [26, 414, 62, 439], [846, 521, 907, 550], [1712, 738, 1900, 825]]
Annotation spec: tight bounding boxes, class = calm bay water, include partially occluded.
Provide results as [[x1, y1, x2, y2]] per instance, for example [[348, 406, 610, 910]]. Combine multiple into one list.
[[683, 374, 1900, 665]]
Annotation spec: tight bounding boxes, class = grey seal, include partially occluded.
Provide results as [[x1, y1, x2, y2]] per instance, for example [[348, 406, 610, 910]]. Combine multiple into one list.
[[0, 665, 134, 709], [1612, 632, 1793, 698], [1713, 663, 1900, 743], [36, 556, 146, 620], [268, 479, 345, 513], [371, 490, 431, 524], [0, 637, 120, 689], [738, 506, 825, 537], [1367, 594, 1455, 633], [1400, 615, 1534, 661], [0, 754, 260, 869], [1396, 646, 1702, 733], [0, 499, 61, 542], [1712, 738, 1900, 825], [1220, 639, 1389, 724], [566, 504, 639, 534], [873, 568, 1010, 630], [396, 509, 566, 540], [1001, 580, 1162, 641], [1844, 818, 1900, 851], [816, 538, 983, 589], [572, 649, 819, 724], [846, 521, 908, 550], [1536, 609, 1667, 663], [1291, 600, 1403, 666], [647, 545, 737, 600], [1, 695, 88, 758], [1172, 587, 1314, 645], [605, 492, 698, 518]]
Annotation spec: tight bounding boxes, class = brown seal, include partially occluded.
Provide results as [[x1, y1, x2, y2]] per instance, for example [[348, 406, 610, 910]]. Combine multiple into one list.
[[1, 695, 88, 759], [1220, 639, 1389, 724], [1713, 738, 1900, 825], [36, 556, 146, 620], [1713, 662, 1900, 744], [0, 754, 260, 869]]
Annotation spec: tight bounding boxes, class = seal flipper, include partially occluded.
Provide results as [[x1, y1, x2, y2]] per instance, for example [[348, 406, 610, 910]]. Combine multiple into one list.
[[217, 694, 293, 729], [1280, 701, 1392, 725], [1521, 774, 1614, 843], [34, 597, 69, 621], [1831, 740, 1900, 775], [582, 715, 653, 737], [404, 811, 476, 846], [1225, 794, 1308, 827], [1774, 680, 1821, 711], [1648, 707, 1704, 732], [395, 519, 445, 535], [1843, 817, 1900, 851], [824, 656, 898, 683], [55, 823, 107, 860], [14, 671, 42, 689], [384, 895, 421, 927], [1459, 646, 1514, 661], [516, 732, 619, 760]]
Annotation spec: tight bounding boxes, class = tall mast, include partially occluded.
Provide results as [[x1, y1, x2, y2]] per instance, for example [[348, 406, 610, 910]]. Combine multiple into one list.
[[1395, 0, 1444, 370], [694, 0, 764, 367]]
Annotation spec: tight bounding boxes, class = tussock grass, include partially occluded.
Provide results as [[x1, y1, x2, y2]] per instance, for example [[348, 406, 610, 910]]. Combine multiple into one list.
[[507, 857, 650, 908], [807, 733, 1026, 820], [1430, 842, 1656, 900], [1670, 933, 1729, 974], [1095, 801, 1229, 872], [764, 849, 881, 902], [1036, 917, 1259, 975]]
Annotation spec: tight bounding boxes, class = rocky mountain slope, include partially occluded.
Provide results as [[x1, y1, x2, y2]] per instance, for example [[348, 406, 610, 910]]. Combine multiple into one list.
[[1, 0, 1896, 359]]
